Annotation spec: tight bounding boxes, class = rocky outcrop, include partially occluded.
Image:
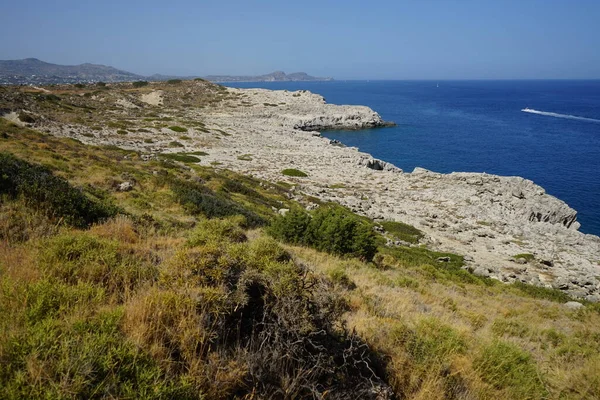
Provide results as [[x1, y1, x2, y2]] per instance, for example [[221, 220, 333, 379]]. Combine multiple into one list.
[[292, 107, 395, 131], [223, 88, 394, 131], [356, 156, 402, 172]]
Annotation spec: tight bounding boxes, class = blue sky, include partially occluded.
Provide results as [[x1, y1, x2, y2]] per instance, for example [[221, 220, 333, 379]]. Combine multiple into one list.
[[2, 0, 599, 79]]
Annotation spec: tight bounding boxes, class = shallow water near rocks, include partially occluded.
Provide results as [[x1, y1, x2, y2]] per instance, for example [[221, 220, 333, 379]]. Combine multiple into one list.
[[225, 80, 600, 236]]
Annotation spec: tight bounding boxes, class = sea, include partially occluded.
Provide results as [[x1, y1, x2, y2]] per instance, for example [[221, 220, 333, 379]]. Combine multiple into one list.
[[223, 80, 600, 236]]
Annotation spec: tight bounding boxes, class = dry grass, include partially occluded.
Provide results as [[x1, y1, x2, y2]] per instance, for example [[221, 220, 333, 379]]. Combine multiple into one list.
[[1, 119, 599, 399], [288, 245, 600, 399]]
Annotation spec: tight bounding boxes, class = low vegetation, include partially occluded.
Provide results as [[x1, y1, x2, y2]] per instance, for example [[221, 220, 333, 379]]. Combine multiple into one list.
[[282, 168, 308, 177], [237, 153, 253, 161], [380, 220, 424, 244], [159, 153, 201, 163], [269, 206, 377, 260], [168, 125, 188, 133], [0, 119, 599, 399], [0, 152, 118, 229]]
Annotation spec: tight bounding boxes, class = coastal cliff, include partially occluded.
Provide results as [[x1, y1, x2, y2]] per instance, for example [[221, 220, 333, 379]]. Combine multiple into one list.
[[2, 80, 599, 300]]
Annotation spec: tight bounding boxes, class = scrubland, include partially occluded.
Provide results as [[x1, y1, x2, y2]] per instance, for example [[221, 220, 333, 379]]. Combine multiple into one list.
[[1, 119, 599, 399]]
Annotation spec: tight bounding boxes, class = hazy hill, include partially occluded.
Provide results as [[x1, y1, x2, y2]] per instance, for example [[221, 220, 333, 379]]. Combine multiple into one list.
[[204, 70, 333, 82], [0, 58, 333, 85], [0, 58, 143, 84]]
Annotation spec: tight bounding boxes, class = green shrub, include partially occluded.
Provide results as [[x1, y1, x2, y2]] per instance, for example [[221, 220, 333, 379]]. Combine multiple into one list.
[[132, 81, 149, 88], [74, 83, 85, 88], [269, 205, 377, 260], [167, 79, 182, 84], [168, 141, 184, 147], [282, 168, 308, 177], [169, 178, 265, 227], [0, 153, 117, 228], [117, 129, 128, 135], [380, 220, 424, 244], [511, 281, 573, 303], [379, 245, 473, 284], [474, 340, 547, 399], [160, 153, 201, 163], [186, 217, 248, 247], [269, 208, 311, 245], [169, 126, 188, 133], [96, 81, 106, 87]]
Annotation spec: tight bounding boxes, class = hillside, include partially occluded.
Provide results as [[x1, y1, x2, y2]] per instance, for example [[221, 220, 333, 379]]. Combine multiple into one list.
[[0, 58, 143, 85], [0, 81, 600, 398], [0, 58, 332, 85], [0, 79, 598, 301], [204, 70, 333, 82]]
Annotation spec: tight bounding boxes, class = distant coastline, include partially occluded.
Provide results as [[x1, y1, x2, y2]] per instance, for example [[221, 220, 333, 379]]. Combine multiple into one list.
[[0, 58, 332, 85]]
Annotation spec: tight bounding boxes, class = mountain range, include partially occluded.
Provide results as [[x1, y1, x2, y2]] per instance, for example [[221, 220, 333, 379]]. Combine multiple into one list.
[[0, 58, 333, 85]]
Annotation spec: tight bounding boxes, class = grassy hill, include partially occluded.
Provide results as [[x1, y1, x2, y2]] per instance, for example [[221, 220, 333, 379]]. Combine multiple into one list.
[[1, 112, 599, 398]]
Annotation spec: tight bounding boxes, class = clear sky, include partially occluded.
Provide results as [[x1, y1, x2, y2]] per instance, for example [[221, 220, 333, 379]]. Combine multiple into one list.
[[2, 0, 599, 79]]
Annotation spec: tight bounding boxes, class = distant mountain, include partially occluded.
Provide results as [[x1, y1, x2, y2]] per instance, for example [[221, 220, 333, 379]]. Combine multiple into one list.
[[0, 58, 143, 85], [203, 71, 333, 82], [0, 58, 333, 85]]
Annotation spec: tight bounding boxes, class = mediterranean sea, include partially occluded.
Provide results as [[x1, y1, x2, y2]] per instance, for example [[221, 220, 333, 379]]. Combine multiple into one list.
[[224, 80, 600, 236]]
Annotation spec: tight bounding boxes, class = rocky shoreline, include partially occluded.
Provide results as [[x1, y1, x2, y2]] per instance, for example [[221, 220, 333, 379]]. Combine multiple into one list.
[[4, 81, 600, 301], [196, 87, 600, 301]]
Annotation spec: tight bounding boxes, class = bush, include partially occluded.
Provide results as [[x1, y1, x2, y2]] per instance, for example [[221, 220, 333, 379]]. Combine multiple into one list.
[[380, 220, 423, 244], [186, 217, 248, 247], [132, 81, 149, 88], [511, 281, 573, 303], [169, 178, 265, 227], [268, 208, 311, 245], [159, 153, 201, 163], [168, 126, 188, 133], [167, 79, 182, 84], [269, 205, 377, 261], [282, 168, 308, 177], [39, 233, 158, 295], [0, 153, 118, 228]]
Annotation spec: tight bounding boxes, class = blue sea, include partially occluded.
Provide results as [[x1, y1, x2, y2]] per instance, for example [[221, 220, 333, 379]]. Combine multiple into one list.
[[223, 80, 600, 236]]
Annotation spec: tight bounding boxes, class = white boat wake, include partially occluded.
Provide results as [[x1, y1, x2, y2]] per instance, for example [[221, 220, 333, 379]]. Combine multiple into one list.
[[521, 108, 600, 123]]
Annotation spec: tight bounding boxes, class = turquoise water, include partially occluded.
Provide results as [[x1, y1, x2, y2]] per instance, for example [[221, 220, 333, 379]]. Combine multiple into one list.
[[224, 80, 600, 236]]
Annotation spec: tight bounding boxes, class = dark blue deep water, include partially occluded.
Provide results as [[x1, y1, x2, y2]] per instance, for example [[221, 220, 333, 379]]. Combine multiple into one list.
[[224, 81, 600, 236]]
